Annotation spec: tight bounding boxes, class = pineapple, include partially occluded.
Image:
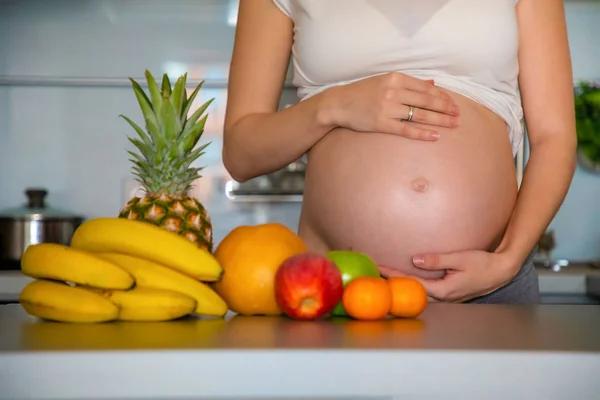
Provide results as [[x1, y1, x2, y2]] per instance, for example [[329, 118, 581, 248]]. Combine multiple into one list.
[[118, 70, 215, 253]]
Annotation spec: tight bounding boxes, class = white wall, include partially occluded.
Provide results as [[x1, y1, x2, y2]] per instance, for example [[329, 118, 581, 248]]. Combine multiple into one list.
[[1, 0, 599, 259]]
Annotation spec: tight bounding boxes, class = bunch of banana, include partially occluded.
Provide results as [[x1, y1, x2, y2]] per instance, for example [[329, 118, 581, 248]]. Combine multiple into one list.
[[18, 217, 229, 324]]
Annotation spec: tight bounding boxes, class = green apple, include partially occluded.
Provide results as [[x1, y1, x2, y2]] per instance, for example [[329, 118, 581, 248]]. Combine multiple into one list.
[[325, 250, 381, 316]]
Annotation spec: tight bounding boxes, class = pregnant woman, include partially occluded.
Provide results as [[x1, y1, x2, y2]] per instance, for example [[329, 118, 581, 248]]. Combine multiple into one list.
[[222, 0, 577, 304]]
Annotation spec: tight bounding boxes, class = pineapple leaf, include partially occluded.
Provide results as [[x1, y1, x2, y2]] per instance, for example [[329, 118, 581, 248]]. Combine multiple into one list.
[[152, 136, 168, 163], [183, 98, 214, 134], [132, 176, 152, 191], [160, 94, 178, 142], [128, 78, 163, 150], [130, 163, 160, 185], [188, 142, 210, 163], [173, 103, 183, 134], [144, 70, 163, 114], [158, 145, 170, 163], [130, 163, 154, 180], [182, 115, 208, 153], [182, 76, 188, 105], [174, 142, 209, 169], [126, 149, 148, 166], [120, 115, 152, 148], [127, 137, 153, 160], [129, 162, 147, 176], [172, 73, 187, 118], [181, 80, 204, 119], [131, 170, 151, 184], [124, 70, 214, 195], [171, 140, 187, 162], [161, 74, 172, 96], [130, 164, 153, 181], [189, 141, 210, 163], [184, 167, 205, 182]]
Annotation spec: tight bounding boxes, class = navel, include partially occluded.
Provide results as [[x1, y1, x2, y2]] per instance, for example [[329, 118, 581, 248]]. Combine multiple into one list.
[[411, 177, 429, 193]]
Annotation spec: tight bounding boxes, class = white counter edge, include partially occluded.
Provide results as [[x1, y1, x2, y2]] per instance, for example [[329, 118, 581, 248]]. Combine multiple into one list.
[[0, 350, 598, 399]]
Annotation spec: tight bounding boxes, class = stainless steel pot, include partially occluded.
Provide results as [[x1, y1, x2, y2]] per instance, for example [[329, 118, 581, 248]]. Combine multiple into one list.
[[0, 188, 85, 263]]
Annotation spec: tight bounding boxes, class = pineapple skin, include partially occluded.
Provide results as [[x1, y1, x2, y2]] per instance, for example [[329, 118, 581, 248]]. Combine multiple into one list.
[[119, 193, 213, 253]]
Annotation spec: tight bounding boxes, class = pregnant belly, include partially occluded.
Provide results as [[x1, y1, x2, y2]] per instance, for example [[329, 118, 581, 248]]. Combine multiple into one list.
[[298, 90, 519, 280]]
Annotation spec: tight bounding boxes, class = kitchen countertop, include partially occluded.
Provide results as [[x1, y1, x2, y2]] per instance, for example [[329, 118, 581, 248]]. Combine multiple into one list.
[[1, 303, 599, 400]]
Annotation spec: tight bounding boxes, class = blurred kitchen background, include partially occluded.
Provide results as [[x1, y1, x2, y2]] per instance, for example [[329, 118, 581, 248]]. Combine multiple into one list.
[[1, 0, 600, 302]]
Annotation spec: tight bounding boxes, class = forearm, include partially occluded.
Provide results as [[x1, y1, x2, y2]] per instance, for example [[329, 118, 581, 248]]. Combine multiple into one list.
[[495, 136, 577, 268], [222, 91, 336, 182]]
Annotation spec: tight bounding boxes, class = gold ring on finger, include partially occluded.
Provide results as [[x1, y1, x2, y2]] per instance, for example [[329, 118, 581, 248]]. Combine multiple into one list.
[[407, 106, 414, 122]]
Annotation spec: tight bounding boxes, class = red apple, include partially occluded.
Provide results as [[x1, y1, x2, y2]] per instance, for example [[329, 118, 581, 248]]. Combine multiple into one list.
[[275, 252, 344, 320]]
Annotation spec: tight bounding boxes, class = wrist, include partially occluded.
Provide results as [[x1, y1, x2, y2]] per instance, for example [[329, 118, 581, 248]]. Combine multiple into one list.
[[313, 85, 345, 131], [494, 237, 533, 265], [494, 244, 529, 281]]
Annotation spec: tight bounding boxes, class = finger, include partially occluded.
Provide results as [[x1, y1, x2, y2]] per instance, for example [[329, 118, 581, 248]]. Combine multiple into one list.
[[383, 73, 447, 103], [412, 252, 462, 270], [394, 73, 439, 93], [377, 119, 440, 141], [398, 104, 458, 129], [410, 276, 450, 300], [400, 90, 460, 116], [427, 83, 454, 103], [396, 73, 451, 100]]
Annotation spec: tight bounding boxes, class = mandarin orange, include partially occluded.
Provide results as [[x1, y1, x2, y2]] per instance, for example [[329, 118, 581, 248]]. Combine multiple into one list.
[[386, 277, 428, 318], [342, 276, 392, 321]]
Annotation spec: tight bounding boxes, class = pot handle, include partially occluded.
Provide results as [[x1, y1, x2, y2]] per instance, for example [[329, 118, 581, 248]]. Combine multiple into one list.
[[25, 188, 48, 209]]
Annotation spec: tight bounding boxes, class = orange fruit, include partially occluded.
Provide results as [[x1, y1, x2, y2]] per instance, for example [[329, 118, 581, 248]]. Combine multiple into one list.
[[342, 276, 392, 321], [212, 223, 307, 316], [386, 277, 428, 318]]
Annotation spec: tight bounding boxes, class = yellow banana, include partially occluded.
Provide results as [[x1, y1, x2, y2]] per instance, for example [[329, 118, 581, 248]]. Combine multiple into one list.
[[21, 243, 134, 290], [96, 252, 229, 317], [19, 279, 119, 323], [96, 287, 197, 322], [70, 218, 222, 282]]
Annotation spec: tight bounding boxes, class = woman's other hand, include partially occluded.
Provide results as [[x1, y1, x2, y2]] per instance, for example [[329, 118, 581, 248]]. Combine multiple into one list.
[[325, 72, 461, 141], [408, 249, 518, 302]]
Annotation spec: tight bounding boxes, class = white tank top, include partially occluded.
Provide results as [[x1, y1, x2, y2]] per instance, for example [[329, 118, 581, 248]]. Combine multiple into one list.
[[272, 0, 524, 156]]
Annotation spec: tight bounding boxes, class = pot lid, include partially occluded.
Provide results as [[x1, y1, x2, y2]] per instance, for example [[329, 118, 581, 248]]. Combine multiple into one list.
[[0, 188, 83, 220]]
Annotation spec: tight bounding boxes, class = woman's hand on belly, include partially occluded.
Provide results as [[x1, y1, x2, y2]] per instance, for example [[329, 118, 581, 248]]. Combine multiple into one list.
[[324, 72, 461, 141], [379, 249, 518, 303]]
